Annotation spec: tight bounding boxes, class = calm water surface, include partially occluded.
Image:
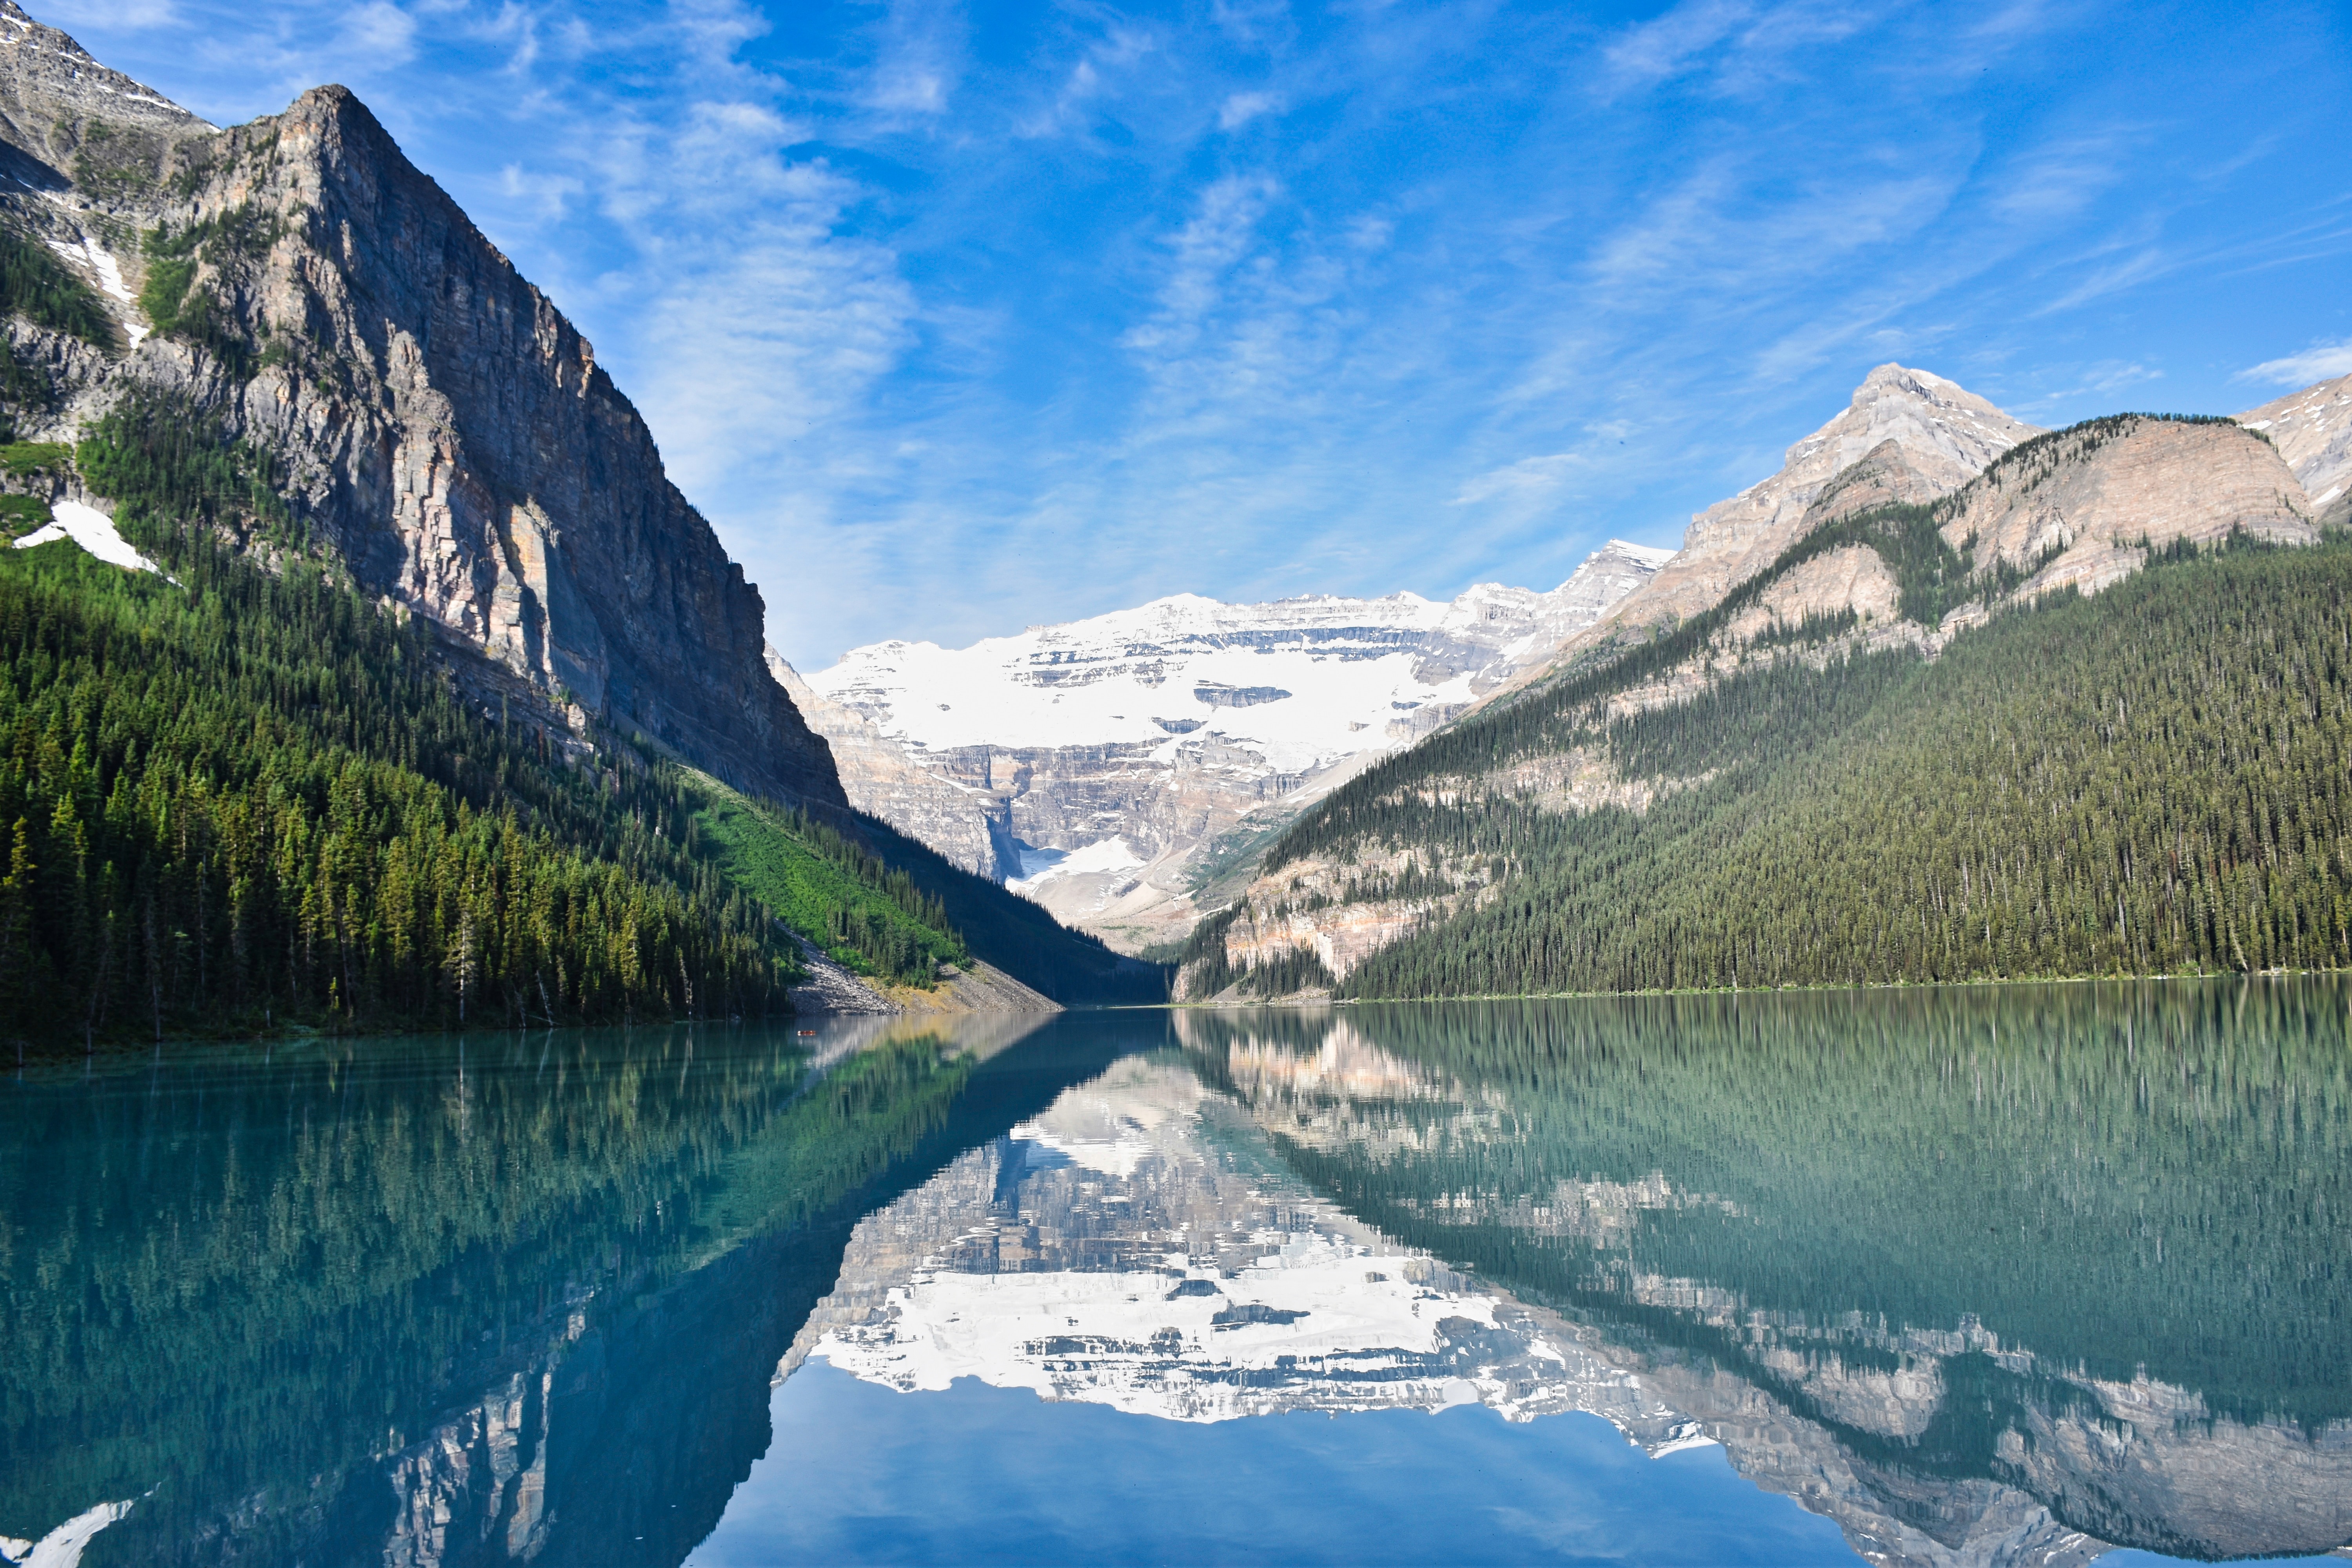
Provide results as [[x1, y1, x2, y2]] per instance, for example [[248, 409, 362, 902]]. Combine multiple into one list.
[[2, 984, 2348, 1566]]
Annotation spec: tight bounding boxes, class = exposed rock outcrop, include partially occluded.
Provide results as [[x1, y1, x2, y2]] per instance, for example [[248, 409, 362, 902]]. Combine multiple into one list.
[[1595, 365, 2042, 638], [768, 647, 1009, 877], [784, 927, 1060, 1018], [0, 2, 212, 189], [0, 6, 844, 807], [1942, 414, 2315, 600], [2238, 370, 2352, 528], [809, 540, 1668, 949]]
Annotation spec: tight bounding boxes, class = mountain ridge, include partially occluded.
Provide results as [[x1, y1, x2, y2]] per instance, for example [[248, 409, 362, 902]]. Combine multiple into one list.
[[0, 5, 1175, 1031], [0, 7, 842, 809], [803, 539, 1670, 949], [1176, 397, 2334, 1001]]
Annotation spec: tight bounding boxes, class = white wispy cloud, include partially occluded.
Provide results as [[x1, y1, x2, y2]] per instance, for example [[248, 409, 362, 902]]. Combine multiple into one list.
[[36, 0, 2349, 666], [1601, 0, 1879, 96], [1218, 90, 1280, 130], [2236, 341, 2352, 387], [1452, 453, 1584, 506], [861, 0, 962, 118]]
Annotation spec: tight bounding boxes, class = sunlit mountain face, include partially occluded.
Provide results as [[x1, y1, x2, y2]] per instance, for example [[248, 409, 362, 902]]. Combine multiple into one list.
[[2, 985, 2346, 1568]]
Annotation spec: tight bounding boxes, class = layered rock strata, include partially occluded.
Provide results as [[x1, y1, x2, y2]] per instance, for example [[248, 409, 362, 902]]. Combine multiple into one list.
[[2238, 370, 2352, 528], [1941, 415, 2315, 600], [1597, 364, 2042, 638], [0, 5, 842, 806]]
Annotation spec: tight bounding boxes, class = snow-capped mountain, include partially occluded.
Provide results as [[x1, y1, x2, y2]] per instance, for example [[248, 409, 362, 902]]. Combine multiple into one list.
[[801, 541, 1669, 946]]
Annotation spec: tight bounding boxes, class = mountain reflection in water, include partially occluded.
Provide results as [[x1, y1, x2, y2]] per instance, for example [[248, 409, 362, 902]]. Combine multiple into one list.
[[1, 983, 2347, 1566]]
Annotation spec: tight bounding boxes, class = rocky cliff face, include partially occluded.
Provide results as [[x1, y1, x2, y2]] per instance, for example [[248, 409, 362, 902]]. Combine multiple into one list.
[[808, 541, 1667, 948], [1940, 414, 2314, 600], [1597, 364, 2042, 638], [0, 4, 843, 807], [2238, 370, 2352, 529]]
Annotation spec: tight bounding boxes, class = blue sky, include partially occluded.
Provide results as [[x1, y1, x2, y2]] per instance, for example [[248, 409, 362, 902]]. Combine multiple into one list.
[[38, 0, 2352, 666]]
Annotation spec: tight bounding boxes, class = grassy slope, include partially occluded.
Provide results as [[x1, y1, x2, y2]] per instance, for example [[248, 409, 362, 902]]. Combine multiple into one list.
[[686, 771, 965, 984]]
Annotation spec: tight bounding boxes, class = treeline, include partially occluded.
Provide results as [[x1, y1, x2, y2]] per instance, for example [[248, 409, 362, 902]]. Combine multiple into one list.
[[0, 405, 809, 1047], [862, 808, 1170, 1005], [1312, 533, 2352, 997], [0, 538, 799, 1045]]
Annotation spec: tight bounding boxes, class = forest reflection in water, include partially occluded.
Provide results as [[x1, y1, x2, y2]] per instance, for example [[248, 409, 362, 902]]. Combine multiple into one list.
[[0, 980, 2345, 1566]]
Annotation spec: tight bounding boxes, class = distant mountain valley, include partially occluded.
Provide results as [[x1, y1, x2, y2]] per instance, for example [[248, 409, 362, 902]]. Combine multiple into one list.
[[785, 361, 2352, 979], [779, 541, 1670, 950]]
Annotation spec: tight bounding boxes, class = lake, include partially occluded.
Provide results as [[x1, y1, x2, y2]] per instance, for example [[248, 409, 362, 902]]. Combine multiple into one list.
[[2, 983, 2347, 1566]]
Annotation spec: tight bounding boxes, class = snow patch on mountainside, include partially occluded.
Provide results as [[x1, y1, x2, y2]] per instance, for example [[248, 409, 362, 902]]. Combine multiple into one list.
[[2238, 372, 2352, 517], [803, 542, 1670, 947], [13, 501, 160, 573], [1008, 835, 1145, 893]]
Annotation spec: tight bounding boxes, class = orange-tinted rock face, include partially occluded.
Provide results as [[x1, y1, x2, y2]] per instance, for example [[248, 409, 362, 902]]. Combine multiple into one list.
[[1723, 544, 1902, 644], [1942, 417, 2317, 599]]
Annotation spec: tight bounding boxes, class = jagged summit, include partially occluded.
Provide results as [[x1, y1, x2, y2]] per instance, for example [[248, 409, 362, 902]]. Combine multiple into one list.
[[0, 22, 846, 806], [1604, 363, 2043, 634]]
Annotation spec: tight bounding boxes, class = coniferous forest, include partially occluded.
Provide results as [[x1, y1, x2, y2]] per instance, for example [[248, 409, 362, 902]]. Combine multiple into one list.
[[0, 399, 1149, 1051], [0, 448, 790, 1042], [1257, 532, 2352, 998]]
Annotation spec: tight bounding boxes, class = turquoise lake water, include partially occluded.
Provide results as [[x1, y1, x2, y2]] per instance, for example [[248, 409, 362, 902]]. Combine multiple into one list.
[[2, 981, 2347, 1564]]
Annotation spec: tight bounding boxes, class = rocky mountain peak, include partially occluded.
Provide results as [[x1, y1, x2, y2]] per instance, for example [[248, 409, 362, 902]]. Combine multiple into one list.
[[1670, 363, 2039, 595], [1543, 365, 2040, 650], [0, 23, 844, 807]]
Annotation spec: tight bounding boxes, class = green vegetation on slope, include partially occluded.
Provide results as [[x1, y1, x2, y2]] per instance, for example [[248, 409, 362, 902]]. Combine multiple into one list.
[[0, 221, 116, 349], [1284, 415, 2252, 812], [0, 393, 1161, 1044], [1268, 530, 2352, 998], [0, 401, 802, 1047], [690, 772, 967, 985], [138, 209, 284, 372]]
